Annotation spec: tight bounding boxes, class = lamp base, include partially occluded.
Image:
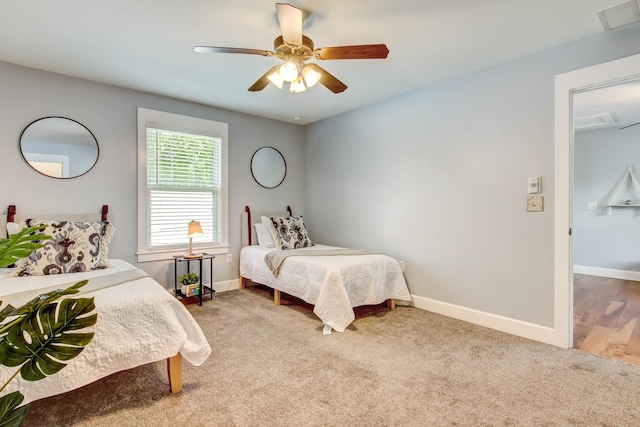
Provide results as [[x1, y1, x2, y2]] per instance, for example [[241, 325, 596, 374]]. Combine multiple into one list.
[[184, 253, 204, 259]]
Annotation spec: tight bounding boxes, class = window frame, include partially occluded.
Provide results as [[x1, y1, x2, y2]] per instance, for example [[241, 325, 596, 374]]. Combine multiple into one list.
[[137, 107, 229, 262]]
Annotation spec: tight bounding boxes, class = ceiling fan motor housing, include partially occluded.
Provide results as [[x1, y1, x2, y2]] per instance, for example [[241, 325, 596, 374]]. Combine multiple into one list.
[[274, 35, 314, 61]]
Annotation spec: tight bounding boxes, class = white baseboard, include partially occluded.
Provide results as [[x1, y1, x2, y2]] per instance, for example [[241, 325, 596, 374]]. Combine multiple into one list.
[[573, 265, 640, 282], [411, 294, 557, 346], [211, 278, 240, 293]]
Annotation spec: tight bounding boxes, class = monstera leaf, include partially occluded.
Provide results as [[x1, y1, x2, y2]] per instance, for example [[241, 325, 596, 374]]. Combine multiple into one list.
[[0, 296, 97, 381], [0, 391, 28, 427], [0, 225, 51, 269], [0, 280, 96, 426], [0, 280, 89, 326]]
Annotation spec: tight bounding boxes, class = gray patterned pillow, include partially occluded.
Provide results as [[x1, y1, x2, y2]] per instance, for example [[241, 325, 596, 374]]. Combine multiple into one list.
[[269, 216, 313, 250], [13, 220, 115, 276]]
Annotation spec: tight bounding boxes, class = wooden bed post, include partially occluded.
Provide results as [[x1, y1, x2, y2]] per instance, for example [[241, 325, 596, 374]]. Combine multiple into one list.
[[101, 205, 109, 221], [167, 353, 183, 393], [245, 206, 252, 245], [286, 205, 292, 216], [274, 289, 281, 306], [7, 205, 16, 223], [386, 299, 396, 310]]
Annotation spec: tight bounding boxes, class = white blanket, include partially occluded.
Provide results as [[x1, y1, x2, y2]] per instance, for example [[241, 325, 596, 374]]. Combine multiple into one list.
[[240, 244, 412, 332], [0, 259, 211, 404]]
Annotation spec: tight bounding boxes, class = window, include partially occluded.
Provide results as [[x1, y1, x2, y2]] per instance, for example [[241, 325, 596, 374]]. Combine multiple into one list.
[[137, 108, 228, 262]]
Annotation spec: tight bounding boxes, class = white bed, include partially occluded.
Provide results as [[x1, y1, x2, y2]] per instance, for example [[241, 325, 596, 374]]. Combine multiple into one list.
[[0, 259, 211, 404], [239, 206, 412, 332], [0, 206, 211, 404]]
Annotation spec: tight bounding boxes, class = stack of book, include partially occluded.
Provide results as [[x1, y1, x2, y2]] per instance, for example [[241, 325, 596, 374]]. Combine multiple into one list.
[[181, 284, 200, 297]]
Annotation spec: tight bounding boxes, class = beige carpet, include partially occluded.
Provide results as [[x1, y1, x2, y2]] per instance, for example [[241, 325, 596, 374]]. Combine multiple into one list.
[[25, 286, 640, 426]]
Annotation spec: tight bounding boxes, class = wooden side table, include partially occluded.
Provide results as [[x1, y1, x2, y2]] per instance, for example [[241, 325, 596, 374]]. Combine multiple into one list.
[[174, 254, 215, 306]]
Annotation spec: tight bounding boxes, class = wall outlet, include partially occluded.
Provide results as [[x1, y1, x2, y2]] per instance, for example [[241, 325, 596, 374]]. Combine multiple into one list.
[[226, 253, 232, 263], [587, 202, 598, 210]]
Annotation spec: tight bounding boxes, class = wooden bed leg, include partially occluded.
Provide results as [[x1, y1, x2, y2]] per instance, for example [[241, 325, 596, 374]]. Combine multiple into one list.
[[167, 353, 183, 394], [274, 289, 281, 306], [386, 299, 396, 310], [240, 277, 248, 289]]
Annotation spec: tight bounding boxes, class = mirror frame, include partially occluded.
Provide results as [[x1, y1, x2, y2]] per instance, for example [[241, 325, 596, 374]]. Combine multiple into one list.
[[19, 116, 99, 179], [250, 146, 287, 189]]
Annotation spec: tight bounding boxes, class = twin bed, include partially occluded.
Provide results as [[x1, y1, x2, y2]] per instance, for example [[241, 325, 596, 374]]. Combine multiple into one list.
[[0, 203, 410, 407], [0, 205, 211, 405], [239, 206, 412, 333]]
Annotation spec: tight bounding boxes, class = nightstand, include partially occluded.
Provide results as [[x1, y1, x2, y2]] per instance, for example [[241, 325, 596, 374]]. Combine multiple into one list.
[[174, 254, 215, 306]]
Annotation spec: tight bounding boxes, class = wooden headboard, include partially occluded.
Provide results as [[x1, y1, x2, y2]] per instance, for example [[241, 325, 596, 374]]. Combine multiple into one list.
[[3, 205, 109, 237], [241, 205, 292, 247]]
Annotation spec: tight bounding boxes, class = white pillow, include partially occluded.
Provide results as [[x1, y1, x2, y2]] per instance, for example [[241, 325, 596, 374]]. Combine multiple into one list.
[[260, 216, 276, 248], [253, 223, 264, 245], [6, 222, 19, 236]]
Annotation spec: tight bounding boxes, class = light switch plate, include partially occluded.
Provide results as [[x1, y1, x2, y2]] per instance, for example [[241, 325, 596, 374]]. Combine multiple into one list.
[[528, 176, 542, 194], [527, 195, 544, 212]]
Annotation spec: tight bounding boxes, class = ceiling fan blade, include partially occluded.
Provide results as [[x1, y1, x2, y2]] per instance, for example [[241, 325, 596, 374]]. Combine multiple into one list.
[[194, 46, 273, 56], [314, 44, 389, 60], [620, 121, 640, 130], [248, 65, 280, 92], [306, 63, 347, 93], [276, 3, 303, 46]]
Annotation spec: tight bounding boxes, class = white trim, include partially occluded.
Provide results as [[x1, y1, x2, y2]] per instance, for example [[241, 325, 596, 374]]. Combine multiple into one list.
[[411, 295, 557, 346], [554, 53, 640, 349], [573, 265, 640, 282], [136, 108, 229, 264], [168, 278, 239, 296], [211, 278, 240, 293], [136, 245, 230, 263]]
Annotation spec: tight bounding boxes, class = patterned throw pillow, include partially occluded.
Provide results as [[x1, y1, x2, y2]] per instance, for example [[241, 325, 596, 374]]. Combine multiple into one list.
[[13, 220, 115, 276], [269, 216, 313, 250]]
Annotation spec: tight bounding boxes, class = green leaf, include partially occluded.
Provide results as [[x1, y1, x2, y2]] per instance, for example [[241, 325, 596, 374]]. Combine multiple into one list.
[[0, 297, 97, 381], [0, 225, 52, 269], [0, 391, 28, 427]]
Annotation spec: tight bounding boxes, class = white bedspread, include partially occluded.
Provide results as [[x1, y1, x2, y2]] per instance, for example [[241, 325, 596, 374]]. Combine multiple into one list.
[[240, 244, 412, 332], [0, 259, 211, 404]]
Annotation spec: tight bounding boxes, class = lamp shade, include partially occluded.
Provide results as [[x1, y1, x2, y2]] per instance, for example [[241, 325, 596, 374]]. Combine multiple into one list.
[[301, 65, 321, 88], [188, 220, 203, 238], [289, 76, 307, 93], [279, 62, 299, 82]]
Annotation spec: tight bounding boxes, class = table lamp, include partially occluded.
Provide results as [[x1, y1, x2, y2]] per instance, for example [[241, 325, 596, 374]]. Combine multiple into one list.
[[185, 220, 203, 258]]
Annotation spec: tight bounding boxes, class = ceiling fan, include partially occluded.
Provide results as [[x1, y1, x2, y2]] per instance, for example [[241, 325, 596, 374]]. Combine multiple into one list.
[[193, 3, 389, 94], [620, 120, 640, 130]]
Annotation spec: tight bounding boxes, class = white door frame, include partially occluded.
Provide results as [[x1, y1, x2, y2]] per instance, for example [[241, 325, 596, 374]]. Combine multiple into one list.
[[553, 53, 640, 348]]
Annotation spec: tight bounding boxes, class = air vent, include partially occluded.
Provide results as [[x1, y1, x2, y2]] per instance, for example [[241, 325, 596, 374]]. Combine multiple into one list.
[[598, 0, 640, 30], [574, 113, 616, 131]]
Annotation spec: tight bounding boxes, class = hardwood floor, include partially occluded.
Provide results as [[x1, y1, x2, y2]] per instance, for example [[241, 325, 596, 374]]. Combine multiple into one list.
[[574, 274, 640, 367]]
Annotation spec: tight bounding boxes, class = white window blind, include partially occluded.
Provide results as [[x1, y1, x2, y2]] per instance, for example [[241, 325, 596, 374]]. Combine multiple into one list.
[[146, 128, 221, 250]]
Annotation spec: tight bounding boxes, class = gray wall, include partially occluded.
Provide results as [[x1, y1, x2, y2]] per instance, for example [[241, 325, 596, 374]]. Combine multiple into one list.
[[0, 61, 305, 288], [304, 23, 640, 328], [574, 125, 640, 271]]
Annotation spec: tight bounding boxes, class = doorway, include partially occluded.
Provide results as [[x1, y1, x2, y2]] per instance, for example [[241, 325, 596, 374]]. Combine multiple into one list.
[[554, 52, 640, 350]]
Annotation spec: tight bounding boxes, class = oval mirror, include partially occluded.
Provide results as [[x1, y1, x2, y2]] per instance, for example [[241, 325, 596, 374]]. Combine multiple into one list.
[[19, 117, 99, 179], [251, 147, 286, 189]]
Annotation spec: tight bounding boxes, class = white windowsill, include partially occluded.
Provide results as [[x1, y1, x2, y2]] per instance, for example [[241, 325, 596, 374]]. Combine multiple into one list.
[[136, 245, 230, 263]]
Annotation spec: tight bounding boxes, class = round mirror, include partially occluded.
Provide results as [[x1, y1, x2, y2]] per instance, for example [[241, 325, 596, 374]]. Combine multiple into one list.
[[251, 147, 286, 189], [19, 117, 99, 179]]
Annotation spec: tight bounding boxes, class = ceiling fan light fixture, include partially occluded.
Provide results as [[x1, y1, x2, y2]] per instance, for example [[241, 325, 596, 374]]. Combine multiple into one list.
[[267, 69, 284, 89], [289, 76, 307, 93], [301, 65, 321, 88], [279, 61, 299, 82]]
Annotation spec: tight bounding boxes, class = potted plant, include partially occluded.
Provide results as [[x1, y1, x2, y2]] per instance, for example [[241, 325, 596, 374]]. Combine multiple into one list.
[[178, 272, 200, 296], [0, 225, 97, 426]]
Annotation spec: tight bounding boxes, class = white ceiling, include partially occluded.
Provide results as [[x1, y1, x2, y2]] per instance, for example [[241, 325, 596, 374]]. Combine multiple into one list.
[[0, 0, 630, 124], [574, 80, 640, 131]]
